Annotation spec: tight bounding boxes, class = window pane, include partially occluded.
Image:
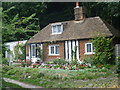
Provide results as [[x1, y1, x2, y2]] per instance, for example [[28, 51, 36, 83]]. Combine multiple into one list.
[[32, 45, 36, 56], [55, 46, 59, 54], [51, 46, 54, 54], [87, 44, 91, 52], [52, 26, 56, 33], [57, 25, 62, 33]]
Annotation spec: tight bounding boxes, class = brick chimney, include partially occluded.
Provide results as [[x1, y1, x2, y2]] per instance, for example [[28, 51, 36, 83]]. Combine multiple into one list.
[[74, 2, 85, 21]]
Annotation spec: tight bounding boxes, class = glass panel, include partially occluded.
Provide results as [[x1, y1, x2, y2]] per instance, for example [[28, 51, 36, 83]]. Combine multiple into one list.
[[52, 26, 56, 33], [51, 46, 54, 54], [87, 44, 91, 52], [55, 46, 59, 54], [33, 45, 35, 56], [37, 44, 40, 57], [57, 25, 62, 33], [31, 44, 36, 57]]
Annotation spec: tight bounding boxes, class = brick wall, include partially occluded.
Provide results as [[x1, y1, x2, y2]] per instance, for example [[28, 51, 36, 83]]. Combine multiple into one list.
[[79, 39, 94, 60], [43, 41, 64, 61]]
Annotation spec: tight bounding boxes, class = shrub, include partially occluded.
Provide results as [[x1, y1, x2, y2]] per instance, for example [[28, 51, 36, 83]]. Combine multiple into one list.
[[116, 56, 120, 74], [2, 58, 9, 65], [2, 65, 14, 74], [70, 59, 79, 65], [92, 36, 114, 64], [82, 56, 95, 65], [53, 58, 69, 65]]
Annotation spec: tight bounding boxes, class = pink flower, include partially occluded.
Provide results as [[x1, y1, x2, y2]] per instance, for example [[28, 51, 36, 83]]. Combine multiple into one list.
[[68, 67, 71, 70], [83, 65, 87, 67]]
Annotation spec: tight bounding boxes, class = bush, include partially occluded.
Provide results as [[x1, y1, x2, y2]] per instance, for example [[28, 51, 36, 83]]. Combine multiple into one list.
[[2, 58, 9, 65], [53, 58, 69, 65], [92, 36, 113, 64], [82, 56, 95, 65], [2, 65, 14, 74], [116, 56, 120, 74]]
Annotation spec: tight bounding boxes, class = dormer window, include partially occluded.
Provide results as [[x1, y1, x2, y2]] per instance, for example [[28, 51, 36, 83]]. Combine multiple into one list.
[[51, 23, 63, 34]]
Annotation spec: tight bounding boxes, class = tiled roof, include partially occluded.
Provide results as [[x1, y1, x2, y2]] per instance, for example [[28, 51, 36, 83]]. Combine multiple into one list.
[[27, 16, 120, 44]]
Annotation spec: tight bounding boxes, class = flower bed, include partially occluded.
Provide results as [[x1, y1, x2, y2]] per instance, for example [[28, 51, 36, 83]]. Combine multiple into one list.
[[15, 59, 113, 71]]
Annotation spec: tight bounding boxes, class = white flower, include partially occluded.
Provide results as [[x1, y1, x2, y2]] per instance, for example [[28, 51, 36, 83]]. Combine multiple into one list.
[[28, 76, 31, 78]]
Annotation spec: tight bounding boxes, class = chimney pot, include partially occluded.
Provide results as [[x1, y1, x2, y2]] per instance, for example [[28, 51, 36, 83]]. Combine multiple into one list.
[[76, 2, 79, 8]]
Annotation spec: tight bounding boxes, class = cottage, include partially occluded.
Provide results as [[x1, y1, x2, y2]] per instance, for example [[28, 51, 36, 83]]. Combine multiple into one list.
[[26, 3, 120, 63]]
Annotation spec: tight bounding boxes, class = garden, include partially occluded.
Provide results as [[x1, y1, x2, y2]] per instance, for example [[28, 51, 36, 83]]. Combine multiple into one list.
[[2, 36, 120, 88]]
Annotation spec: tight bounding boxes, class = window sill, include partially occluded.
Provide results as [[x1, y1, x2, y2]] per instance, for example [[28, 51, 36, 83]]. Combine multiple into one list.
[[84, 52, 95, 55], [48, 54, 60, 56], [51, 33, 62, 35]]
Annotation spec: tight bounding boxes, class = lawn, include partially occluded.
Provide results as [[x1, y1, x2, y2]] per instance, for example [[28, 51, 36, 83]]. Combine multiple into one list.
[[2, 65, 119, 88]]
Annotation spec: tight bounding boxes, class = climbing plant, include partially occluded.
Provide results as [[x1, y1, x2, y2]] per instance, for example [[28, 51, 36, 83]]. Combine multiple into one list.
[[71, 46, 78, 65], [92, 36, 114, 64], [36, 46, 43, 61], [14, 43, 25, 60]]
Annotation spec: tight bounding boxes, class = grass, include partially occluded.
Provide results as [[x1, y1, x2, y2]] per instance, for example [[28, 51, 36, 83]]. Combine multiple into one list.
[[2, 65, 119, 88]]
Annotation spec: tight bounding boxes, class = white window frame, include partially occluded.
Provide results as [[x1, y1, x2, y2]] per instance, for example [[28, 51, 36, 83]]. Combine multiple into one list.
[[51, 23, 63, 35], [31, 44, 36, 57], [85, 43, 95, 55], [49, 45, 60, 56]]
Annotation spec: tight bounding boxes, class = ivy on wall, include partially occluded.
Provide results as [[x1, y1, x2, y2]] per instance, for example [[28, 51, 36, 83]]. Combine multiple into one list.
[[92, 36, 114, 64]]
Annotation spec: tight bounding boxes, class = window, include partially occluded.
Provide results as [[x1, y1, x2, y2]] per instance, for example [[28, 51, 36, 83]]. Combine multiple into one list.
[[51, 23, 63, 34], [85, 43, 95, 55], [31, 44, 36, 57], [49, 45, 59, 55]]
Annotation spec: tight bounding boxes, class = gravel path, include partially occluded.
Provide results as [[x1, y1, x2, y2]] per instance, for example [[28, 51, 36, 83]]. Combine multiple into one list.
[[3, 78, 42, 88]]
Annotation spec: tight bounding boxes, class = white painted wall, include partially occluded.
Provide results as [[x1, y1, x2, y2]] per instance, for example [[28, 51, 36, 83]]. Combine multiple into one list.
[[4, 40, 27, 64], [65, 40, 80, 62]]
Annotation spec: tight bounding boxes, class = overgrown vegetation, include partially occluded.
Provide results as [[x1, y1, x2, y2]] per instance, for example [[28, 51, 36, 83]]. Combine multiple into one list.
[[14, 43, 25, 60], [53, 58, 69, 65], [92, 36, 114, 65], [2, 65, 118, 88], [116, 56, 120, 75]]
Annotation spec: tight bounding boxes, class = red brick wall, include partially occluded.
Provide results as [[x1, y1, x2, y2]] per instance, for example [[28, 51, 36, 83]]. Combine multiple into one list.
[[79, 39, 94, 60], [43, 41, 64, 61], [42, 40, 94, 61]]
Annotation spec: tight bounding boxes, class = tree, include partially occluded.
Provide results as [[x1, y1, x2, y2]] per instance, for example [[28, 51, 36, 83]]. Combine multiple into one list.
[[2, 3, 46, 57]]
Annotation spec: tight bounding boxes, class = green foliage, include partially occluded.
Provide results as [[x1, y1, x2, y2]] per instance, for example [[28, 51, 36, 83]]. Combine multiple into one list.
[[71, 46, 77, 60], [36, 46, 43, 60], [82, 56, 95, 65], [3, 66, 112, 81], [3, 65, 118, 88], [53, 58, 69, 65], [2, 5, 43, 57], [92, 36, 114, 64], [71, 46, 79, 65], [14, 43, 25, 60], [116, 56, 120, 74], [2, 58, 9, 65]]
